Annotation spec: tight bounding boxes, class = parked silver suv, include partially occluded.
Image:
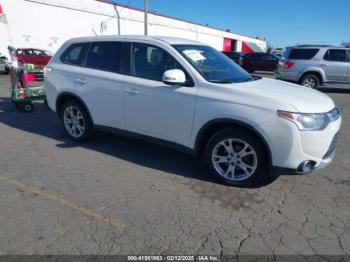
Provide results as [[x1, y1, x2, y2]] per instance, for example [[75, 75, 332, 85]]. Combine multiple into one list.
[[275, 45, 350, 89]]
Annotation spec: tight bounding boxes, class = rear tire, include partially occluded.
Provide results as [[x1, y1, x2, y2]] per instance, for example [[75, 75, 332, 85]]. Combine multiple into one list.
[[300, 74, 320, 89], [204, 127, 268, 187], [60, 100, 93, 141]]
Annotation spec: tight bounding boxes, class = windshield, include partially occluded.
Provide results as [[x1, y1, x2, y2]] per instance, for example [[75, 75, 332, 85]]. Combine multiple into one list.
[[173, 45, 253, 83]]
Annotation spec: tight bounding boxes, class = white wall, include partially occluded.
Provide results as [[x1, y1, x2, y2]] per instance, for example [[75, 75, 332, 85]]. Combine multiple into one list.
[[0, 0, 266, 56], [2, 0, 120, 53], [0, 15, 13, 56]]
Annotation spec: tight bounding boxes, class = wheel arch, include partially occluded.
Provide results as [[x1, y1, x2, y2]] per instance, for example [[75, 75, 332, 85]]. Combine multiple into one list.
[[299, 70, 324, 84], [194, 119, 273, 168], [56, 92, 94, 124]]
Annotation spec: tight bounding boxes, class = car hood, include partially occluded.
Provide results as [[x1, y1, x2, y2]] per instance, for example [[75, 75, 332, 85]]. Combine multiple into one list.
[[233, 77, 335, 113]]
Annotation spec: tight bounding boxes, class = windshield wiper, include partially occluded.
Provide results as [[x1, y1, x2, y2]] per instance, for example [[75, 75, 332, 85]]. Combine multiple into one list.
[[208, 79, 233, 83]]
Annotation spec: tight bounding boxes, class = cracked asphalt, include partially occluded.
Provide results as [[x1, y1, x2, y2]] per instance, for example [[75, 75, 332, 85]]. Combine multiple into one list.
[[0, 74, 350, 256]]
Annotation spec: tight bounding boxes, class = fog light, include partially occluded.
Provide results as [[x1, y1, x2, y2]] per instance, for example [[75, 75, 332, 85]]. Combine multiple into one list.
[[297, 161, 316, 173]]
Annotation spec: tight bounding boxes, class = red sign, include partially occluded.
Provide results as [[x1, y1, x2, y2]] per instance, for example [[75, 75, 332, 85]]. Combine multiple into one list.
[[0, 4, 3, 14], [223, 38, 232, 52], [242, 42, 254, 53]]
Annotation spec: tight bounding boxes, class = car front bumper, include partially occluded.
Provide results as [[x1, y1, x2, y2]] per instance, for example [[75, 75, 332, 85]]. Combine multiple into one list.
[[257, 114, 342, 175]]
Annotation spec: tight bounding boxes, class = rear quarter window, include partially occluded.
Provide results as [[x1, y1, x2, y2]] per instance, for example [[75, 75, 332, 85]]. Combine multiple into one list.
[[288, 49, 319, 60], [61, 43, 89, 66]]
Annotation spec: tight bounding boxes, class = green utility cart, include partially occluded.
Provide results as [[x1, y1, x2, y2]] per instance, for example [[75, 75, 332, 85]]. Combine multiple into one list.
[[10, 63, 46, 112]]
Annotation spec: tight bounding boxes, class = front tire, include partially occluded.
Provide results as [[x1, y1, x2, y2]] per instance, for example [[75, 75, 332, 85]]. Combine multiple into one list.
[[300, 74, 320, 89], [204, 127, 268, 187], [60, 100, 93, 141]]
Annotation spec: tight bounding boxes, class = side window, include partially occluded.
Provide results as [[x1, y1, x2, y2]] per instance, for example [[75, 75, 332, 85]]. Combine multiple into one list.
[[131, 43, 185, 82], [61, 43, 88, 66], [86, 41, 121, 73], [289, 49, 319, 60], [24, 50, 34, 56], [33, 50, 44, 56], [324, 49, 347, 62]]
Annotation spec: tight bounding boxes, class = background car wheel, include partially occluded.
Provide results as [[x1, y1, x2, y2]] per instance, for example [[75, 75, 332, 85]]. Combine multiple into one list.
[[204, 127, 268, 187], [300, 74, 320, 89], [60, 100, 93, 141]]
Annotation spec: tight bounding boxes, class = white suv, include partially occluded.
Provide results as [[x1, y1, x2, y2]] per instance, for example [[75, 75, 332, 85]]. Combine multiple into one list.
[[45, 36, 342, 186]]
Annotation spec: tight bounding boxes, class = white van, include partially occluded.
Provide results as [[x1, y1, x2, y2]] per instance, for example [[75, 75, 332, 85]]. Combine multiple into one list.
[[45, 36, 341, 186]]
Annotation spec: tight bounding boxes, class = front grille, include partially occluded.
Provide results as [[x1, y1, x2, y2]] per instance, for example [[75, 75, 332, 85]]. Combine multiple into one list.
[[323, 132, 339, 160]]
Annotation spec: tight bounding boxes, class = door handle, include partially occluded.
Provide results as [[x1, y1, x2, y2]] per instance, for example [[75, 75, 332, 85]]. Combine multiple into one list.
[[125, 88, 141, 95], [320, 64, 327, 67], [74, 79, 87, 85]]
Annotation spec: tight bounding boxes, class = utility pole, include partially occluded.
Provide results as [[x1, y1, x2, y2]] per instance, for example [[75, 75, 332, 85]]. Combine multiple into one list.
[[144, 0, 148, 35]]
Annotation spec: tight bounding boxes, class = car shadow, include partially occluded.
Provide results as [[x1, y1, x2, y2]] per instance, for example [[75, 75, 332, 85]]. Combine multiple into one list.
[[319, 87, 350, 94], [0, 96, 278, 190]]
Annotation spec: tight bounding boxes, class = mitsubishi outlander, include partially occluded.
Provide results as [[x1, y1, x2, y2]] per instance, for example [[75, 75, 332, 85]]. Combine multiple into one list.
[[45, 36, 341, 186]]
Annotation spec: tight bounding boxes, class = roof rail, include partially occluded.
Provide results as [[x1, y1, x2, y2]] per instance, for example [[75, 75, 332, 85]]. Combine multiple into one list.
[[294, 44, 335, 48]]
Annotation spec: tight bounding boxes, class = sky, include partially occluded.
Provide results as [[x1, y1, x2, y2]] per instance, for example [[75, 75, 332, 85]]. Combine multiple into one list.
[[107, 0, 349, 48]]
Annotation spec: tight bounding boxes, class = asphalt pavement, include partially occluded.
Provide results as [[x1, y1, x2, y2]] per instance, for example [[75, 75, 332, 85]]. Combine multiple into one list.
[[0, 74, 349, 256]]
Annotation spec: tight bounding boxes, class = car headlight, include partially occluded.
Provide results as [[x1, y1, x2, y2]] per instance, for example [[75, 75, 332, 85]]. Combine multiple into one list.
[[277, 108, 340, 131]]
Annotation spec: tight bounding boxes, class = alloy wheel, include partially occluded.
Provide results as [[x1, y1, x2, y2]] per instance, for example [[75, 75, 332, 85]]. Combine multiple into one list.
[[302, 77, 316, 88], [211, 138, 258, 182], [63, 106, 85, 138]]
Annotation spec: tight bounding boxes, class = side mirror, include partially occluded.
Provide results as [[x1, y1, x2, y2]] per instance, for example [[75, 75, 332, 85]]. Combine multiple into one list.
[[162, 69, 186, 85]]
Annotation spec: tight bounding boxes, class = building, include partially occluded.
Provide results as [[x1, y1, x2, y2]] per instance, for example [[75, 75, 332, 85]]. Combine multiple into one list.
[[0, 0, 267, 58]]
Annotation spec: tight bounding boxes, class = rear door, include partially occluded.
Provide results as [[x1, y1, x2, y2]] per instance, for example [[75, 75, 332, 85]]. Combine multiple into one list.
[[244, 53, 261, 71], [78, 41, 125, 129], [264, 53, 278, 71], [16, 49, 35, 64], [253, 53, 265, 70], [58, 41, 125, 129], [25, 49, 41, 65], [322, 49, 348, 82]]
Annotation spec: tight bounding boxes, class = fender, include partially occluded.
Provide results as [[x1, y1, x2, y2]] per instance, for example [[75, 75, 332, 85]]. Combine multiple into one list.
[[194, 118, 273, 168], [55, 92, 94, 124], [300, 68, 326, 82]]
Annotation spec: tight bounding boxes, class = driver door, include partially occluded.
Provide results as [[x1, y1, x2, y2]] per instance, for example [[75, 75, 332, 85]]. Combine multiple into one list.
[[123, 42, 197, 147]]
